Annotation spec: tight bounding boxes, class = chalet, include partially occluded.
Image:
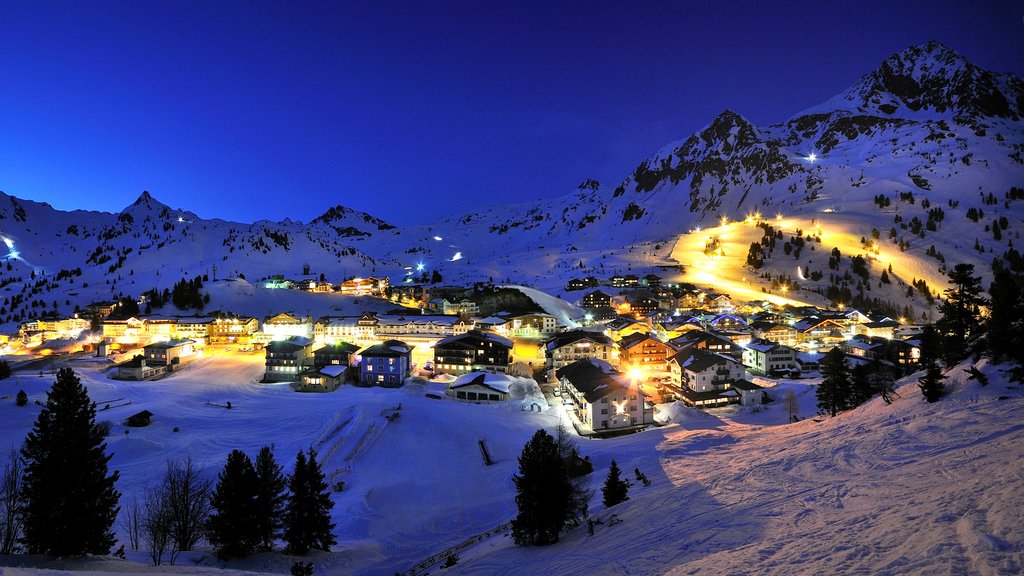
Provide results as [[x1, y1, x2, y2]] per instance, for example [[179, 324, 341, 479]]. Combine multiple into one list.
[[655, 318, 702, 340], [643, 274, 662, 288], [450, 372, 513, 402], [668, 348, 746, 391], [209, 316, 259, 344], [358, 340, 413, 387], [543, 330, 614, 372], [852, 320, 899, 340], [28, 316, 90, 341], [508, 313, 558, 337], [668, 348, 762, 408], [707, 293, 733, 312], [708, 314, 747, 332], [116, 356, 163, 380], [749, 321, 799, 347], [474, 316, 511, 335], [605, 316, 649, 341], [125, 410, 153, 427], [297, 365, 347, 392], [84, 301, 118, 318], [669, 330, 744, 361], [557, 358, 652, 436], [264, 336, 315, 382], [623, 274, 640, 287], [585, 306, 618, 322], [338, 276, 389, 297], [743, 339, 799, 376], [433, 330, 514, 375], [262, 313, 314, 341], [627, 296, 660, 316], [794, 317, 848, 345], [313, 341, 360, 367], [565, 277, 598, 291], [618, 332, 673, 372], [305, 281, 335, 293], [143, 338, 196, 368], [875, 337, 921, 365], [610, 275, 626, 288], [581, 289, 613, 309], [430, 298, 480, 316]]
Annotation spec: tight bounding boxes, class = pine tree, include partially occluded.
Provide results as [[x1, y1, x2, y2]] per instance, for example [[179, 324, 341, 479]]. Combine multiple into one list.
[[816, 348, 850, 417], [987, 266, 1024, 378], [511, 429, 571, 546], [283, 450, 335, 555], [849, 363, 874, 407], [207, 450, 259, 559], [936, 263, 987, 364], [20, 368, 120, 555], [918, 359, 946, 402], [253, 446, 287, 552], [601, 460, 629, 508]]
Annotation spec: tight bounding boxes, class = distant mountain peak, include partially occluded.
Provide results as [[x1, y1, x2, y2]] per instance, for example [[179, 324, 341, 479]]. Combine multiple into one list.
[[814, 40, 1023, 120]]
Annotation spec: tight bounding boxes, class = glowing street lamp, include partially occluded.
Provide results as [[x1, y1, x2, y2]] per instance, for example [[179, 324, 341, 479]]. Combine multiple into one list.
[[807, 152, 817, 162]]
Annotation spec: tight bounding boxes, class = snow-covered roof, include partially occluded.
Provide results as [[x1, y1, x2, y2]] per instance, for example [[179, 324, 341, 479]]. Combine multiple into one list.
[[451, 371, 514, 394]]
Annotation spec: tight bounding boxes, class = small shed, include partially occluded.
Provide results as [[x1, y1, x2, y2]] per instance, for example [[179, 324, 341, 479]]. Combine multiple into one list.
[[125, 410, 153, 427]]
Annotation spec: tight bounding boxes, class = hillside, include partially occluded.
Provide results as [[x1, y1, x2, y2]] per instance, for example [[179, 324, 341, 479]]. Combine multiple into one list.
[[448, 360, 1024, 576], [0, 41, 1021, 327]]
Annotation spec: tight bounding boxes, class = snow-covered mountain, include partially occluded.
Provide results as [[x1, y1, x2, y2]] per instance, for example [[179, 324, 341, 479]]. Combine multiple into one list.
[[0, 41, 1022, 323]]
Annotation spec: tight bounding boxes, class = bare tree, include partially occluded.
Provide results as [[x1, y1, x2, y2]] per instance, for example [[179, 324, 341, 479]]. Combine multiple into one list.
[[784, 389, 799, 422], [120, 495, 143, 551], [165, 457, 212, 562], [0, 447, 24, 554], [143, 484, 171, 566]]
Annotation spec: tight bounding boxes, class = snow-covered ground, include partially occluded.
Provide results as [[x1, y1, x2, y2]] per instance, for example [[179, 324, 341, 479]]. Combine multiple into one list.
[[2, 354, 1021, 576]]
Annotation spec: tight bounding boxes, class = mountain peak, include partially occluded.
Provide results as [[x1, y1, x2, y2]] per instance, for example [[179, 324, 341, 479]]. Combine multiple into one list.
[[812, 41, 1022, 120]]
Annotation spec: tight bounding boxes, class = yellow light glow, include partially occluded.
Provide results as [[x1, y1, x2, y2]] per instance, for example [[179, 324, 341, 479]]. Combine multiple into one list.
[[628, 367, 644, 382]]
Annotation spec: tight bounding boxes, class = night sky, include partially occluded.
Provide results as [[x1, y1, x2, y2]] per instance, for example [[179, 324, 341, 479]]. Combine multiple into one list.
[[2, 1, 1022, 225]]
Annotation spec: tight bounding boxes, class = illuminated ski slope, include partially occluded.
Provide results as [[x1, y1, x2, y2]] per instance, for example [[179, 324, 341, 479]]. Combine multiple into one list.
[[670, 212, 953, 308]]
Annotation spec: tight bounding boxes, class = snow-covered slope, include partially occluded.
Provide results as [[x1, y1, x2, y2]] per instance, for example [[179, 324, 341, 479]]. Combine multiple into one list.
[[0, 41, 1021, 326]]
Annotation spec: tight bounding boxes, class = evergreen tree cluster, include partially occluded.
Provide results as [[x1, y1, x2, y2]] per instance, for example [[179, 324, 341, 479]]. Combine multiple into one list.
[[816, 348, 896, 416], [986, 252, 1024, 381], [207, 447, 334, 559], [601, 460, 630, 508], [171, 276, 209, 311]]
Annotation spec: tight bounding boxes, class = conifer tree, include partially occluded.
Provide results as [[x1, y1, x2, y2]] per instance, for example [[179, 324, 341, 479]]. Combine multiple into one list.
[[987, 266, 1024, 379], [283, 450, 335, 555], [207, 450, 258, 559], [816, 348, 850, 417], [936, 263, 986, 363], [918, 358, 946, 402], [601, 460, 630, 508], [20, 368, 120, 555], [849, 363, 874, 407], [253, 446, 287, 552], [511, 429, 571, 546]]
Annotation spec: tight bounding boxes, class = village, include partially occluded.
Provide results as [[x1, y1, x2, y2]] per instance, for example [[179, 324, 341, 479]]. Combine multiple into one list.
[[1, 267, 925, 438]]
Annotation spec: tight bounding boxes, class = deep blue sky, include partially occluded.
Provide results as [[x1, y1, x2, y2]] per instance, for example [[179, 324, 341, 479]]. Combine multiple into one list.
[[2, 1, 1022, 225]]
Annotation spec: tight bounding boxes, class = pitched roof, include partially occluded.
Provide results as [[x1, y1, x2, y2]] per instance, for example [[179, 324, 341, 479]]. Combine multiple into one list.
[[556, 358, 632, 403], [265, 336, 314, 352], [435, 330, 514, 350], [450, 372, 513, 394], [544, 329, 613, 351], [618, 332, 666, 350], [668, 348, 739, 373], [361, 339, 413, 357]]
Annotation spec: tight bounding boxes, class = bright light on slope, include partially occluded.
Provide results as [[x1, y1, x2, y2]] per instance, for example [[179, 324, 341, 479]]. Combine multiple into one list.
[[449, 252, 463, 261], [433, 236, 443, 241], [807, 152, 817, 162]]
